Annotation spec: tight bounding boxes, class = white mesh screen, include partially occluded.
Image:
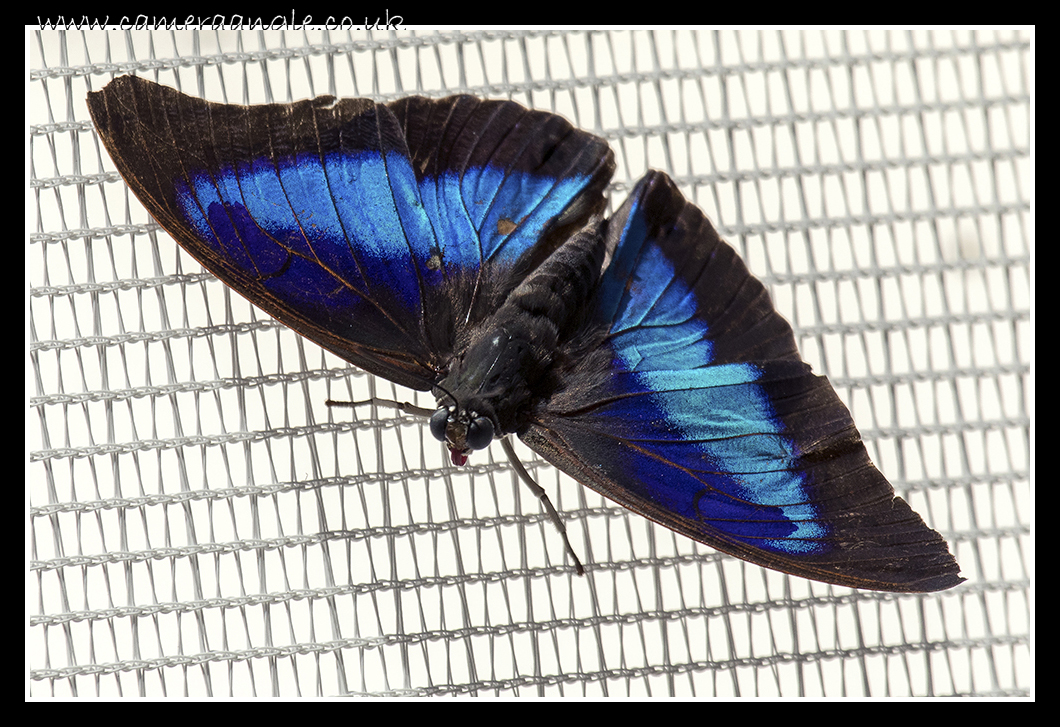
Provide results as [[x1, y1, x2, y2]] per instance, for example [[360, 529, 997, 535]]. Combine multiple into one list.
[[30, 28, 1030, 697]]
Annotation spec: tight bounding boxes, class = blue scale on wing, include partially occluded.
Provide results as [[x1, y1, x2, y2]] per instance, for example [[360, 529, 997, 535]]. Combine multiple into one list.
[[418, 166, 595, 272], [176, 154, 597, 317], [600, 204, 716, 371], [529, 171, 830, 558], [175, 151, 436, 320], [576, 367, 829, 555], [464, 166, 591, 266]]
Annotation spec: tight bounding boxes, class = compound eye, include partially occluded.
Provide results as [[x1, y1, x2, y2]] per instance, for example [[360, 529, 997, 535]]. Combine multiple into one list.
[[429, 407, 449, 442], [466, 415, 494, 450]]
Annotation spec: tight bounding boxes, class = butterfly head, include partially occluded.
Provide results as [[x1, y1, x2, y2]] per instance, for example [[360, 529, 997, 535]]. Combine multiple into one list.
[[429, 404, 495, 466], [429, 327, 533, 466]]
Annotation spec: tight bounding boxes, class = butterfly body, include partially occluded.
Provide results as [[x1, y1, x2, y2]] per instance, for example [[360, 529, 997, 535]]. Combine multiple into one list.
[[435, 221, 608, 464], [88, 76, 963, 591]]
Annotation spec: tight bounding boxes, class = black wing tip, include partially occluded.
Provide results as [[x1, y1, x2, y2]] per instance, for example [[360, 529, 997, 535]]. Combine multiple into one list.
[[90, 74, 160, 105], [720, 524, 964, 593], [87, 75, 132, 118], [90, 73, 138, 97], [855, 545, 965, 593], [916, 573, 966, 593], [871, 567, 965, 593], [819, 569, 965, 593]]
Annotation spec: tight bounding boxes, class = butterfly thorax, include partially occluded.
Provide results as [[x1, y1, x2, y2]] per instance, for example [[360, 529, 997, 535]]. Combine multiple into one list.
[[432, 222, 608, 464]]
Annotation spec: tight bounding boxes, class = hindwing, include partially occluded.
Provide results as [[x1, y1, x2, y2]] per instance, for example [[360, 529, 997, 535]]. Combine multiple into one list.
[[523, 171, 963, 592]]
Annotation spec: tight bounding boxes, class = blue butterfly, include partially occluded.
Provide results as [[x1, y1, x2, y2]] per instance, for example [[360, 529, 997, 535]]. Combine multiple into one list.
[[88, 76, 962, 591]]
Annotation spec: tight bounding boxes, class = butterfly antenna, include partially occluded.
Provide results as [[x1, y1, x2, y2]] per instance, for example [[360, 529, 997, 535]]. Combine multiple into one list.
[[324, 397, 433, 418], [325, 381, 460, 419]]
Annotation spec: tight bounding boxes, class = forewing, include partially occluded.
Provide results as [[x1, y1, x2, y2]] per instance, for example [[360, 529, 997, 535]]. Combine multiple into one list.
[[87, 76, 615, 390], [523, 171, 962, 591]]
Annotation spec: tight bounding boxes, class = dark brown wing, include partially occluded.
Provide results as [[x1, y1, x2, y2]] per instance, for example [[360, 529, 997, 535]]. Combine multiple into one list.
[[88, 76, 615, 390]]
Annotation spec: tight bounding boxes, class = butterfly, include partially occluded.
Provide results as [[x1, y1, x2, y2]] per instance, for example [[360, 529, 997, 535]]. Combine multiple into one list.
[[87, 75, 963, 592]]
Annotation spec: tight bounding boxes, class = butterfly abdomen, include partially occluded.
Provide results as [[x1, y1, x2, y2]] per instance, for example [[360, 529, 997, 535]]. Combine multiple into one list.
[[501, 220, 609, 348]]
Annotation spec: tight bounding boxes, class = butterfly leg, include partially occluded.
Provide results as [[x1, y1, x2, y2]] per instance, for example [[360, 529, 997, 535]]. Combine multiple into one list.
[[325, 397, 435, 417], [328, 399, 587, 575], [499, 437, 586, 576]]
